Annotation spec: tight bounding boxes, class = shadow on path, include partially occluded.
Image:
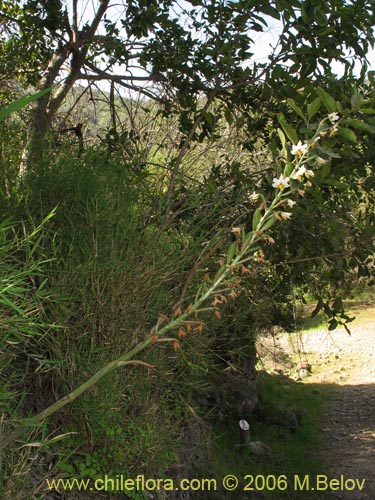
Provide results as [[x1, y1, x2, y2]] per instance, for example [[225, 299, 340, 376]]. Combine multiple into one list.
[[317, 382, 375, 500]]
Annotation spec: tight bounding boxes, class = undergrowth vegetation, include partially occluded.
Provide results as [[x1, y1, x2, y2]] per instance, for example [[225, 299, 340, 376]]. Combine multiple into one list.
[[2, 149, 203, 491]]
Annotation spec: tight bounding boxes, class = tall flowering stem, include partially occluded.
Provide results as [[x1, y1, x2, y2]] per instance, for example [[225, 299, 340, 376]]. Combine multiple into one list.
[[1, 116, 336, 450]]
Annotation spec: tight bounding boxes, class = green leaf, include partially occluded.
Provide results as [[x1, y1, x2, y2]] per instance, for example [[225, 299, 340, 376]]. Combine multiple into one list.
[[332, 298, 343, 314], [262, 216, 276, 231], [315, 88, 336, 113], [226, 242, 236, 264], [0, 295, 26, 316], [343, 118, 375, 133], [337, 127, 356, 143], [307, 97, 321, 120], [199, 109, 215, 128], [328, 318, 338, 331], [252, 208, 262, 230], [260, 4, 280, 20], [351, 90, 363, 111], [287, 98, 305, 121], [277, 127, 288, 156], [224, 107, 234, 125], [343, 323, 352, 336], [323, 303, 333, 318], [277, 113, 298, 144], [368, 70, 375, 86], [311, 298, 323, 318], [0, 88, 51, 122], [360, 222, 375, 241], [283, 162, 294, 176]]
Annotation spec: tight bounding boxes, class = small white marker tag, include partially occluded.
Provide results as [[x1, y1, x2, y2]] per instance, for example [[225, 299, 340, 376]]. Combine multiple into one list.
[[239, 419, 249, 431]]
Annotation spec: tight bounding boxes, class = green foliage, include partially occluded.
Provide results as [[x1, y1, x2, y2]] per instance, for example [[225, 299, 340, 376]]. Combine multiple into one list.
[[0, 214, 59, 498], [260, 85, 375, 330], [0, 89, 51, 122], [2, 0, 375, 163], [0, 146, 205, 497], [0, 214, 54, 407]]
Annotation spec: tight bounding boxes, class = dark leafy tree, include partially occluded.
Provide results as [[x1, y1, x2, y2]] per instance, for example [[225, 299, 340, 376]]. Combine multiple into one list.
[[0, 0, 374, 171]]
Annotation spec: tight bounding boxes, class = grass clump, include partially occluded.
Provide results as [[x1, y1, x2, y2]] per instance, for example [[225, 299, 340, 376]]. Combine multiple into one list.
[[1, 148, 205, 497]]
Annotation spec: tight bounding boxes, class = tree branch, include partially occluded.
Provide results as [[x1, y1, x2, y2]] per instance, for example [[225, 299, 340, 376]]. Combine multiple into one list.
[[78, 73, 160, 82], [47, 0, 112, 118]]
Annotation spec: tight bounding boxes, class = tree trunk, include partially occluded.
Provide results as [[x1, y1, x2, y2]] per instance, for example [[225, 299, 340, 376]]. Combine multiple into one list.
[[19, 43, 71, 174], [19, 96, 53, 175], [19, 0, 111, 175]]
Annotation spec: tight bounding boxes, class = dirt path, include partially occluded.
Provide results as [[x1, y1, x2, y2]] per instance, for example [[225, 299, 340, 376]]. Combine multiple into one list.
[[285, 304, 375, 499]]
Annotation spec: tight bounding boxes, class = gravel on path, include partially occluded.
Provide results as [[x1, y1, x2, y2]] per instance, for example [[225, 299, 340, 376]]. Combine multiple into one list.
[[283, 304, 375, 499]]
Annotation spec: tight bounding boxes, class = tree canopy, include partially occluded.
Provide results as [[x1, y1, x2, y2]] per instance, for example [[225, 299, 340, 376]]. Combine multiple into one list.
[[1, 0, 375, 165]]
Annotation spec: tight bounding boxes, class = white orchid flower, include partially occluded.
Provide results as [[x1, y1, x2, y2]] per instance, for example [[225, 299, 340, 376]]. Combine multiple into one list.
[[328, 112, 339, 123], [280, 212, 292, 220], [272, 174, 290, 190], [291, 141, 308, 156], [292, 166, 307, 181]]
